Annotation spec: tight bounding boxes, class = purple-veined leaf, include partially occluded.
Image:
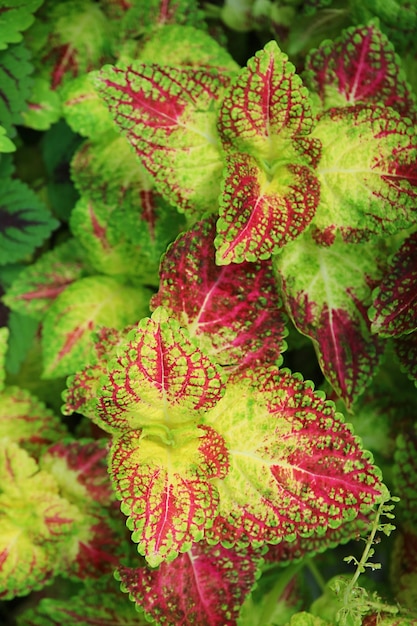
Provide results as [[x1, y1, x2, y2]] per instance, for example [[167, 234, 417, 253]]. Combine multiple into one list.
[[94, 61, 229, 216], [95, 310, 226, 435], [41, 275, 150, 379], [16, 573, 145, 626], [0, 440, 81, 599], [215, 40, 321, 263], [21, 77, 61, 131], [0, 386, 67, 458], [274, 231, 387, 407], [310, 104, 417, 245], [370, 231, 417, 337], [304, 23, 417, 119], [118, 0, 207, 38], [3, 239, 89, 320], [215, 152, 321, 264], [117, 541, 263, 626], [151, 216, 287, 370], [0, 43, 33, 135], [394, 331, 417, 384], [0, 0, 43, 50], [204, 367, 383, 547], [109, 425, 229, 567], [0, 178, 59, 265]]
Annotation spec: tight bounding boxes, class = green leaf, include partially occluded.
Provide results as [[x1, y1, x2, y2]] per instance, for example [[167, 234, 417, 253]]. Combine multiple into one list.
[[0, 42, 33, 136], [0, 178, 59, 265], [21, 76, 61, 131], [0, 0, 43, 50], [4, 311, 39, 375], [310, 105, 417, 245], [274, 231, 387, 407], [3, 238, 90, 320], [0, 440, 81, 599], [286, 613, 330, 626], [0, 125, 15, 153], [204, 368, 383, 547], [95, 61, 228, 217], [0, 327, 8, 391], [61, 73, 114, 138], [393, 425, 417, 524], [41, 275, 151, 378]]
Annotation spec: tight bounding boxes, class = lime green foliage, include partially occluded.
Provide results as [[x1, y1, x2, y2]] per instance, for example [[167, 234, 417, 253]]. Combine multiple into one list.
[[0, 0, 43, 50], [0, 125, 15, 152], [21, 77, 61, 130]]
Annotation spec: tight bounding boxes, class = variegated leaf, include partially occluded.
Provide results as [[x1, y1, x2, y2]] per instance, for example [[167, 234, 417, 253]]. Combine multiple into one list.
[[109, 425, 229, 567], [204, 368, 382, 547], [370, 231, 417, 337], [274, 231, 387, 407], [94, 62, 228, 216], [304, 23, 417, 119], [151, 216, 287, 370], [310, 105, 417, 245], [394, 331, 417, 384], [117, 541, 263, 626]]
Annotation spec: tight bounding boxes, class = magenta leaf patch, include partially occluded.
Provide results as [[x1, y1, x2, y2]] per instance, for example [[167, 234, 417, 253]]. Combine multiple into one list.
[[117, 541, 263, 626], [370, 232, 417, 337], [304, 23, 417, 119], [109, 426, 228, 567], [215, 40, 321, 263], [204, 367, 383, 547], [94, 62, 229, 216], [310, 105, 417, 245], [274, 232, 387, 407], [151, 216, 287, 371]]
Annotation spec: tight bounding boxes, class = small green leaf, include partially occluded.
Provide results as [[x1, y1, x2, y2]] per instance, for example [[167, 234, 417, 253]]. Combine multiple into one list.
[[21, 77, 61, 131], [0, 125, 15, 153], [0, 0, 43, 50]]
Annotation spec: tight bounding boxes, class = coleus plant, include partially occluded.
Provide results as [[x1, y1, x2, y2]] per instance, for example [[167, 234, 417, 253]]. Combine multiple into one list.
[[1, 0, 417, 624]]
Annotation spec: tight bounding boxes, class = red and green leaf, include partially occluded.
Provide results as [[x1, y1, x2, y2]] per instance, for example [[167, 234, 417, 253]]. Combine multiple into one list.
[[215, 41, 321, 263], [310, 105, 417, 245], [3, 239, 89, 320], [304, 23, 417, 119], [0, 386, 67, 457], [274, 231, 387, 407], [370, 231, 417, 337], [0, 440, 81, 599], [204, 368, 383, 547], [96, 310, 226, 435], [109, 425, 228, 567], [0, 178, 59, 265], [41, 275, 150, 379], [94, 61, 229, 216], [151, 216, 287, 370], [117, 541, 263, 626]]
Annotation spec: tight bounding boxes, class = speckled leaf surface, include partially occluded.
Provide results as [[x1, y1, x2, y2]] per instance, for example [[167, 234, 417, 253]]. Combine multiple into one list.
[[274, 232, 387, 407], [151, 216, 287, 370], [95, 62, 228, 216], [370, 231, 417, 337], [204, 368, 382, 547], [215, 41, 321, 263], [0, 386, 67, 457], [3, 239, 89, 320], [304, 23, 417, 119], [0, 441, 80, 599], [311, 105, 417, 245], [0, 178, 59, 265], [96, 312, 225, 434], [110, 425, 228, 567], [117, 541, 263, 626], [41, 275, 150, 379]]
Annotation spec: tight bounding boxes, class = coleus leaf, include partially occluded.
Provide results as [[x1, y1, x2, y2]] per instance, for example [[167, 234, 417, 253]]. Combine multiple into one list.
[[94, 61, 229, 217], [204, 367, 383, 547], [0, 43, 33, 135], [0, 0, 43, 50], [310, 104, 417, 245], [109, 425, 228, 567], [3, 238, 89, 320], [0, 440, 81, 599], [41, 275, 151, 379], [61, 73, 114, 138], [151, 216, 288, 370], [215, 40, 321, 263], [370, 231, 417, 337], [274, 231, 387, 407], [0, 178, 59, 264], [394, 331, 417, 384], [393, 425, 417, 524], [0, 125, 15, 152], [303, 23, 417, 120], [16, 573, 145, 626], [0, 326, 8, 391], [0, 386, 67, 457], [21, 76, 61, 131], [117, 541, 263, 626]]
